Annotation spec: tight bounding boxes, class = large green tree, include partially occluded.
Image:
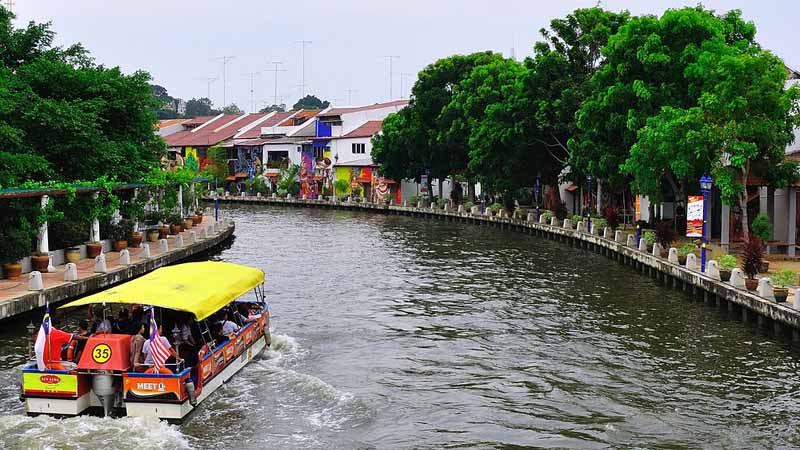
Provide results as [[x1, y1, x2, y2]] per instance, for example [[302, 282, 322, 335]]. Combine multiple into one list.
[[0, 7, 163, 186], [292, 95, 329, 110]]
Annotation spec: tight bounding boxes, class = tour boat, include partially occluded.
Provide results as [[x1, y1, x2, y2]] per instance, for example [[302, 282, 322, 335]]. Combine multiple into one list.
[[20, 261, 270, 422]]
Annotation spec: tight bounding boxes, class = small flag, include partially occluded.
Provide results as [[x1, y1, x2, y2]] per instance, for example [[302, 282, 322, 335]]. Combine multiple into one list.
[[148, 309, 170, 372], [33, 302, 51, 370]]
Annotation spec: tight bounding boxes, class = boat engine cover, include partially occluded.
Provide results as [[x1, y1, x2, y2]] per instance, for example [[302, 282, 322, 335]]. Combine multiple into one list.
[[78, 334, 132, 372]]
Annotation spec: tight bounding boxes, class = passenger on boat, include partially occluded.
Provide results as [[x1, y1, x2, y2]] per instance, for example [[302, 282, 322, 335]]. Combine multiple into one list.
[[142, 323, 183, 374], [129, 304, 144, 332], [212, 323, 229, 346], [174, 315, 196, 348], [235, 303, 258, 324], [89, 306, 112, 335], [73, 320, 91, 361], [218, 311, 240, 336], [129, 321, 146, 372], [114, 308, 131, 334]]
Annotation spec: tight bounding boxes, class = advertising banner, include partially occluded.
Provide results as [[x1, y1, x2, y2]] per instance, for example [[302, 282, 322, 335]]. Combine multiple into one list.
[[686, 196, 704, 237]]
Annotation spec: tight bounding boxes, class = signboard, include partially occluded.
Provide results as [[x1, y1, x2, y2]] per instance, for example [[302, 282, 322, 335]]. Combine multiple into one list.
[[686, 195, 704, 237], [635, 195, 641, 221], [23, 372, 78, 397], [420, 175, 428, 193]]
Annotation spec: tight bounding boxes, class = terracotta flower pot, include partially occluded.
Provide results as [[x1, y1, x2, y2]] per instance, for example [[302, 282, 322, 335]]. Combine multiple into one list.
[[170, 224, 182, 235], [182, 218, 194, 230], [159, 226, 170, 239], [147, 230, 160, 242], [678, 254, 687, 265], [113, 240, 128, 252], [719, 270, 732, 282], [65, 247, 81, 264], [130, 232, 143, 248], [660, 249, 669, 259], [31, 254, 49, 272], [745, 278, 759, 291], [86, 242, 103, 258], [2, 262, 22, 280], [192, 215, 202, 225], [774, 287, 789, 303]]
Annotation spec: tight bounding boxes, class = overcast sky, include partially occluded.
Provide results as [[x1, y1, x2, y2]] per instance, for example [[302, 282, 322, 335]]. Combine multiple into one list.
[[12, 1, 800, 112]]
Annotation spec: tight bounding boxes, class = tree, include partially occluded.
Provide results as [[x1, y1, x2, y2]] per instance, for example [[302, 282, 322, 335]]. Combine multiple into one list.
[[259, 104, 286, 113], [151, 84, 177, 119], [372, 107, 426, 185], [221, 103, 244, 115], [184, 97, 215, 117], [292, 95, 329, 110]]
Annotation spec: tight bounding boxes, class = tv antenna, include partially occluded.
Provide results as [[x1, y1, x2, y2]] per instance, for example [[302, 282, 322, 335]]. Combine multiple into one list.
[[215, 55, 235, 107], [400, 73, 414, 99], [266, 61, 287, 107], [345, 89, 358, 105], [295, 40, 312, 97], [193, 76, 218, 100], [242, 72, 261, 113], [384, 56, 399, 100]]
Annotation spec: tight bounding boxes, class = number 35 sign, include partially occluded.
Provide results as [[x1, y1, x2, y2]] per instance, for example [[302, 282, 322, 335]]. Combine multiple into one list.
[[92, 343, 113, 364]]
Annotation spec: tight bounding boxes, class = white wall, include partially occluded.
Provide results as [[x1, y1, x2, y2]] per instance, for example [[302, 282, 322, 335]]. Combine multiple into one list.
[[330, 137, 373, 164], [263, 143, 299, 166], [339, 105, 406, 135]]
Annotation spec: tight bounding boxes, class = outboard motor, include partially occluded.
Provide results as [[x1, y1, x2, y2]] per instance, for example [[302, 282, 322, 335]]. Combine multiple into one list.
[[184, 380, 198, 406], [92, 371, 116, 417]]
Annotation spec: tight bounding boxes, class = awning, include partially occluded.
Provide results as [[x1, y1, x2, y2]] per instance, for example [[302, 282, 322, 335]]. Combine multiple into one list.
[[60, 262, 265, 321]]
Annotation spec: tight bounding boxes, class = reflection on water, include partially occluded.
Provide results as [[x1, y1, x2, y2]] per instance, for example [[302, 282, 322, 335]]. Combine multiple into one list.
[[0, 204, 800, 449]]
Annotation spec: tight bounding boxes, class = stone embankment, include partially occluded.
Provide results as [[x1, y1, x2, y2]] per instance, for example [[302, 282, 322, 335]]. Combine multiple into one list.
[[0, 216, 234, 321], [210, 194, 800, 341]]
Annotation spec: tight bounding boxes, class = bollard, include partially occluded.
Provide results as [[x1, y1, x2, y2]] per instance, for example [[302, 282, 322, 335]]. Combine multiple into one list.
[[28, 271, 43, 291], [46, 252, 56, 273], [403, 200, 408, 207], [563, 219, 571, 229], [485, 208, 493, 217], [159, 239, 169, 253], [241, 192, 246, 197], [668, 248, 679, 264], [652, 243, 661, 257], [189, 230, 197, 244], [302, 195, 307, 200], [287, 194, 292, 200], [224, 191, 230, 197], [638, 238, 647, 252], [603, 227, 612, 239], [758, 278, 775, 301], [729, 268, 746, 289], [626, 234, 636, 247], [94, 254, 108, 273], [64, 263, 78, 281], [200, 227, 208, 239], [685, 253, 698, 271], [256, 192, 262, 198], [272, 193, 277, 199], [175, 235, 184, 248], [706, 260, 721, 280], [458, 205, 465, 214], [527, 213, 534, 222], [539, 214, 547, 224], [576, 222, 585, 233], [119, 249, 131, 266], [550, 217, 558, 226], [614, 230, 625, 243], [141, 243, 151, 259]]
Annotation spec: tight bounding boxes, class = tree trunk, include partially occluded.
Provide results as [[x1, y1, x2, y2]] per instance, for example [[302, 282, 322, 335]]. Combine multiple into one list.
[[467, 180, 476, 203], [426, 176, 434, 204], [739, 162, 751, 242], [438, 178, 444, 200]]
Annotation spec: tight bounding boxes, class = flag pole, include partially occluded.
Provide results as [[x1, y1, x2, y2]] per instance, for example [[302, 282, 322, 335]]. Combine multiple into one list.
[[46, 302, 51, 367]]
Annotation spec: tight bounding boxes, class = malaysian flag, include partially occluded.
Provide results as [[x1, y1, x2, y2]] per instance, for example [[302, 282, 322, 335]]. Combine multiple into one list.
[[148, 309, 170, 372]]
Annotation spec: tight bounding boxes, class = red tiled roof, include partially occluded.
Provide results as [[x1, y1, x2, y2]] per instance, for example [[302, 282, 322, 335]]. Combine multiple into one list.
[[341, 120, 382, 139], [165, 113, 269, 147], [278, 109, 321, 126], [182, 116, 215, 126], [158, 119, 187, 129], [322, 100, 408, 117], [236, 111, 294, 139]]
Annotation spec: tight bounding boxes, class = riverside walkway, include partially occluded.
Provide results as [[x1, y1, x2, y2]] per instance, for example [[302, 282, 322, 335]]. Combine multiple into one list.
[[210, 194, 800, 342], [0, 216, 234, 321]]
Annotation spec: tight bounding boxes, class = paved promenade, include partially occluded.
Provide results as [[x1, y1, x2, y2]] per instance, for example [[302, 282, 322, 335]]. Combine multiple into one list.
[[0, 216, 233, 320]]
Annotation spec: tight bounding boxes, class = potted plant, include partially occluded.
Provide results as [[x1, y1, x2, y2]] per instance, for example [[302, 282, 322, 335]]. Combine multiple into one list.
[[147, 228, 160, 242], [168, 213, 183, 235], [0, 227, 31, 280], [751, 213, 771, 272], [603, 206, 620, 231], [742, 238, 764, 291], [592, 218, 607, 235], [86, 241, 103, 258], [655, 220, 677, 258], [571, 214, 584, 228], [182, 216, 194, 230], [717, 254, 737, 282], [31, 251, 50, 272], [192, 209, 203, 226], [677, 242, 696, 265], [542, 210, 554, 223], [771, 269, 796, 303], [489, 203, 503, 216], [643, 231, 657, 251], [109, 221, 130, 252]]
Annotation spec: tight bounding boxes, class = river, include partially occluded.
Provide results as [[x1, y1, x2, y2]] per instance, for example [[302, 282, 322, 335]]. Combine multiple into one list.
[[1, 204, 800, 449]]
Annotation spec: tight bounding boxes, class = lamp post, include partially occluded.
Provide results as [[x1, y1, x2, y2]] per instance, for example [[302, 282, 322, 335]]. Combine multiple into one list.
[[700, 175, 713, 272], [586, 175, 593, 232], [535, 173, 541, 221]]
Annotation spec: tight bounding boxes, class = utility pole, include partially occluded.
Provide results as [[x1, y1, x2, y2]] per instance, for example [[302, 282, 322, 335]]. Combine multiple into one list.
[[242, 72, 260, 113], [400, 73, 414, 99], [384, 56, 399, 100], [216, 56, 235, 108], [193, 76, 218, 100], [345, 89, 358, 105], [296, 40, 312, 98], [266, 61, 287, 107]]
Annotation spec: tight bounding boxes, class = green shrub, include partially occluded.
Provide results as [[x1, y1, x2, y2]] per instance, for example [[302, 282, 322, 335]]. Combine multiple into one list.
[[408, 195, 420, 205], [593, 218, 607, 229], [334, 179, 350, 195], [571, 214, 584, 225], [678, 242, 697, 257], [489, 203, 503, 212], [464, 201, 475, 210], [643, 231, 657, 245], [772, 269, 797, 288], [542, 210, 554, 220], [717, 254, 737, 271], [751, 213, 771, 242]]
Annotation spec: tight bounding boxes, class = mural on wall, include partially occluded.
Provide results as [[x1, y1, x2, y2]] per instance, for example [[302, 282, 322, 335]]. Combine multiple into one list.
[[185, 148, 199, 173], [300, 148, 315, 198], [374, 176, 389, 202]]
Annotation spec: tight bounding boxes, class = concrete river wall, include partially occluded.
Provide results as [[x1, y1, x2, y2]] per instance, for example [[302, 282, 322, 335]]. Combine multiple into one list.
[[209, 194, 800, 342]]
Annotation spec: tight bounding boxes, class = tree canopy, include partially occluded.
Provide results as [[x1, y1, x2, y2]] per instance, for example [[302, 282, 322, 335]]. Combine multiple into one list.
[[0, 7, 164, 187], [259, 103, 286, 113], [292, 95, 329, 110]]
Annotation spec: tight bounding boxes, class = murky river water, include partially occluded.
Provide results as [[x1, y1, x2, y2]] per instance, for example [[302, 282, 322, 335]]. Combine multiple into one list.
[[1, 204, 800, 449]]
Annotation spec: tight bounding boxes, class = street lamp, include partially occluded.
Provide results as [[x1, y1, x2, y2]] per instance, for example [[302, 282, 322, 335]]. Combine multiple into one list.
[[535, 173, 541, 221], [586, 175, 593, 232], [700, 175, 713, 272]]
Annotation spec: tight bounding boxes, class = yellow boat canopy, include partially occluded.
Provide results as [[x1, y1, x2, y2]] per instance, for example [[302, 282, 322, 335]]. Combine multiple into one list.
[[60, 262, 265, 321]]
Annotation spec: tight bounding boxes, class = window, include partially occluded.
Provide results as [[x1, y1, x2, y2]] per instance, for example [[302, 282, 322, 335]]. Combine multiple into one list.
[[352, 143, 366, 154], [313, 147, 325, 160]]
